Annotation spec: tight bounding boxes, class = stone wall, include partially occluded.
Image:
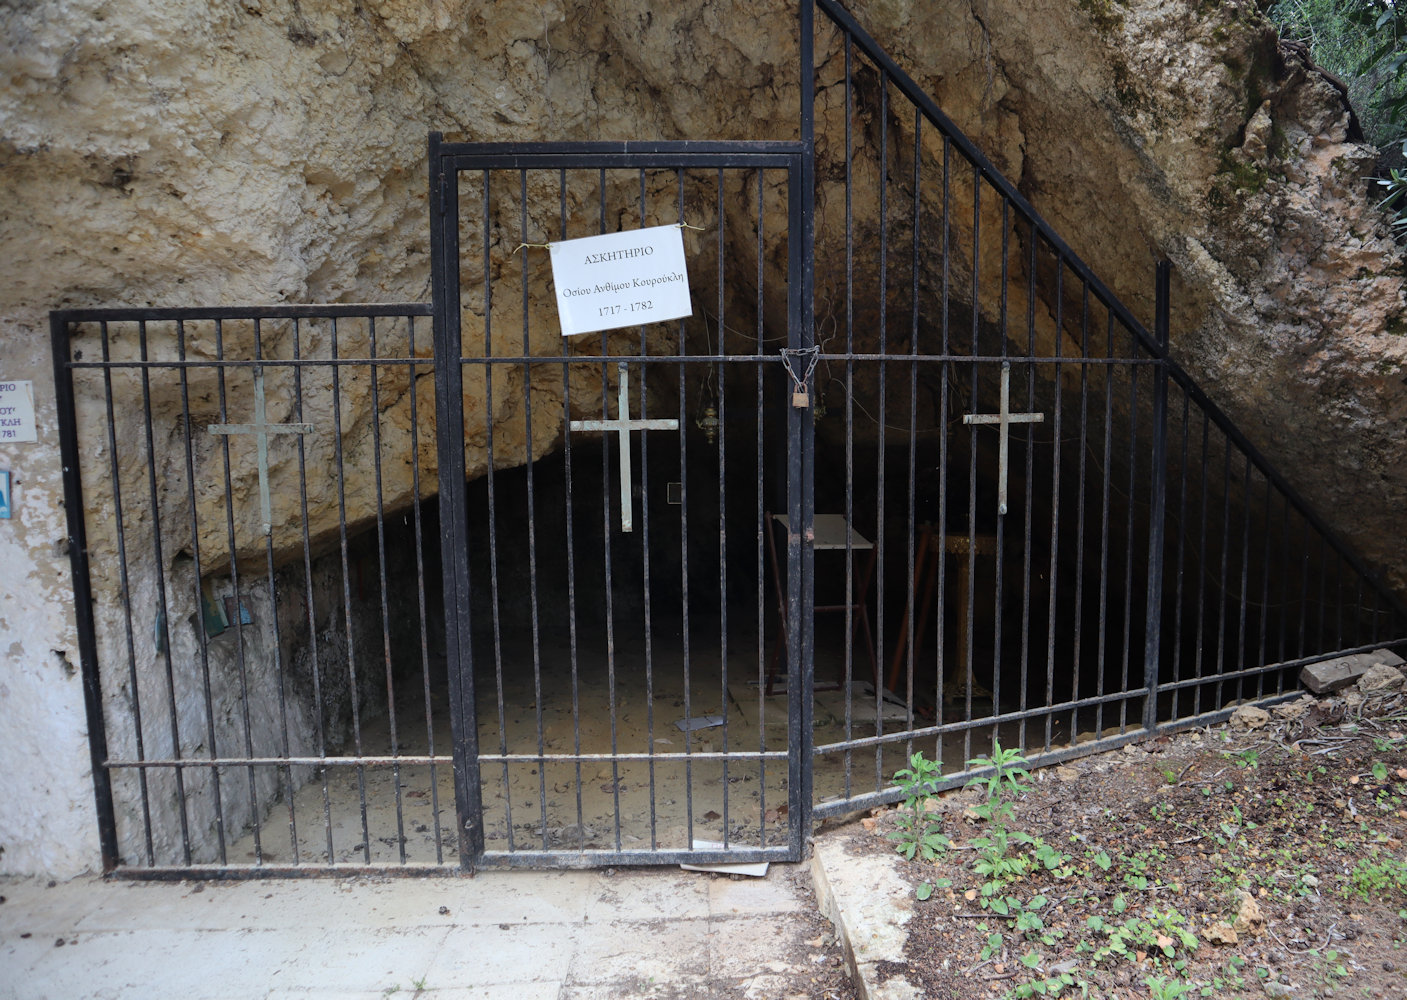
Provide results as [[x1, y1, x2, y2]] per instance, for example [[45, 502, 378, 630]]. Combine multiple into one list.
[[2, 0, 1404, 876]]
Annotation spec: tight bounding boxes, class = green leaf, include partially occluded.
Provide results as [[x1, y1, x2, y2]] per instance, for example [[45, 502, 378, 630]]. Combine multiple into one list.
[[916, 881, 934, 901]]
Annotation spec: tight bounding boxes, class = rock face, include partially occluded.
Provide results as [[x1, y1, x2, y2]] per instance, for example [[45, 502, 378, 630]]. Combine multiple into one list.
[[5, 0, 1404, 586], [2, 0, 1406, 873]]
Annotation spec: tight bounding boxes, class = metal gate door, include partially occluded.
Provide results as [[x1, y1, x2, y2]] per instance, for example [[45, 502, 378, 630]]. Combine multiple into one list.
[[429, 138, 811, 867]]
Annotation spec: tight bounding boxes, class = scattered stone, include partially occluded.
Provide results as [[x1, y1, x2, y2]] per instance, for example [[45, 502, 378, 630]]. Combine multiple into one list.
[[1301, 650, 1406, 694], [1054, 766, 1080, 782], [1230, 705, 1271, 730], [1203, 922, 1239, 946], [1234, 892, 1266, 937], [1263, 982, 1294, 999], [1272, 695, 1315, 721], [1345, 690, 1366, 709], [1357, 664, 1404, 695]]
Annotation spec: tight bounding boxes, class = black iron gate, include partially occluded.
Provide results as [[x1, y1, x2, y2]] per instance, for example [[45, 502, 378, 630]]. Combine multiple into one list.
[[428, 139, 813, 866], [50, 0, 1407, 878]]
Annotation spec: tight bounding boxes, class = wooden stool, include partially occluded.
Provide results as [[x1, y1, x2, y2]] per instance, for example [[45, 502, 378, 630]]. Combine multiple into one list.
[[887, 526, 999, 704]]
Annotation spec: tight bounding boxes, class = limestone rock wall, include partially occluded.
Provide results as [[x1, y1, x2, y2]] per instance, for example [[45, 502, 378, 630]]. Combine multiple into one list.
[[2, 0, 1405, 875]]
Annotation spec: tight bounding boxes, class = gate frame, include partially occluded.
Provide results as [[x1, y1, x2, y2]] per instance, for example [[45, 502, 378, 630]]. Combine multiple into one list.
[[428, 137, 817, 868]]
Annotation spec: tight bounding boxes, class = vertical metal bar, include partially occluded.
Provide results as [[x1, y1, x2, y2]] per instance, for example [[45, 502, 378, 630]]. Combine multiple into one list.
[[992, 196, 1009, 748], [1297, 517, 1311, 661], [672, 167, 694, 853], [174, 318, 228, 864], [1043, 254, 1064, 752], [966, 161, 981, 764], [1120, 352, 1139, 733], [252, 320, 299, 865], [595, 168, 621, 856], [137, 319, 192, 865], [518, 169, 550, 853], [904, 105, 922, 745], [1095, 310, 1114, 741], [638, 172, 664, 851], [1256, 476, 1273, 689], [715, 167, 731, 845], [1142, 261, 1170, 733], [367, 317, 406, 863], [558, 170, 587, 853], [213, 319, 263, 865], [1070, 287, 1090, 742], [428, 133, 483, 867], [487, 171, 513, 854], [405, 313, 442, 863], [795, 4, 817, 849], [1214, 431, 1232, 710], [328, 316, 369, 864], [1171, 390, 1191, 723], [1019, 216, 1037, 751], [291, 318, 334, 864], [1236, 454, 1253, 703], [109, 319, 156, 866], [936, 135, 951, 767], [50, 314, 121, 872], [755, 166, 769, 846], [873, 66, 890, 785], [840, 29, 855, 800], [1192, 413, 1211, 718]]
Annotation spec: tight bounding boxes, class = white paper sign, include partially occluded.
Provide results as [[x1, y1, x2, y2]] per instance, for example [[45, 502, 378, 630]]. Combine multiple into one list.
[[548, 224, 692, 336], [0, 381, 37, 443]]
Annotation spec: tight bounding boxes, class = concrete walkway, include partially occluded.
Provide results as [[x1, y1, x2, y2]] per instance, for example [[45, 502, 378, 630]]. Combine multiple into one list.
[[1, 862, 855, 1000]]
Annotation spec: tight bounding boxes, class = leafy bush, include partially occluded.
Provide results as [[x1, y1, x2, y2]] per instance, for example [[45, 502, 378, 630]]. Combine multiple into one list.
[[1269, 0, 1406, 151]]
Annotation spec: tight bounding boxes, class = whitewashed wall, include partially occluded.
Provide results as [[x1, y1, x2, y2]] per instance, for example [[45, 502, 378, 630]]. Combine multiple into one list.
[[0, 327, 102, 877]]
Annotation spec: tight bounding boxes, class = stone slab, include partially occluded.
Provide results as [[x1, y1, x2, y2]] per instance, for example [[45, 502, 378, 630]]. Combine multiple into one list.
[[2, 859, 859, 1000], [1300, 649, 1405, 694], [811, 837, 918, 1000]]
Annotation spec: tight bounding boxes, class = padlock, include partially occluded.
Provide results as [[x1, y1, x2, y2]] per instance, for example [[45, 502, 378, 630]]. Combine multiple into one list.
[[792, 389, 810, 408]]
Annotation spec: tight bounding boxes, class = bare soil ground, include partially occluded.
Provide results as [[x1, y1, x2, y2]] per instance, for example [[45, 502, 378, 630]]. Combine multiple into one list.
[[837, 689, 1407, 999]]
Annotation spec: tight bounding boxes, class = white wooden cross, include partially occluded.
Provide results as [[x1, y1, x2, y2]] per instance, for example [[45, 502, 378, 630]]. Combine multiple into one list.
[[570, 362, 678, 532], [208, 365, 313, 537], [963, 362, 1044, 517]]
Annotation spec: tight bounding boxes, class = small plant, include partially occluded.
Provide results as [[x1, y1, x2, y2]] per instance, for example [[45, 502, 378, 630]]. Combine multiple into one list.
[[966, 742, 1035, 893], [1146, 973, 1195, 1000], [1348, 848, 1407, 899], [890, 751, 951, 865], [1377, 164, 1407, 238]]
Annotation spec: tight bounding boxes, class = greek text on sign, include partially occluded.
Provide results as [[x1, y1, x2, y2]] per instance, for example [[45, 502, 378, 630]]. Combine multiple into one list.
[[0, 381, 37, 443], [549, 224, 692, 336]]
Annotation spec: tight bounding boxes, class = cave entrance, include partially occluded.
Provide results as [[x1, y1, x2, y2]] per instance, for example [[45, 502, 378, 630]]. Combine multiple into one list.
[[52, 1, 1407, 879]]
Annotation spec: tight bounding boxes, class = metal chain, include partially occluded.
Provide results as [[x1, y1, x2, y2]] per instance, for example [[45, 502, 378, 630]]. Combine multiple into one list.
[[779, 346, 821, 393]]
